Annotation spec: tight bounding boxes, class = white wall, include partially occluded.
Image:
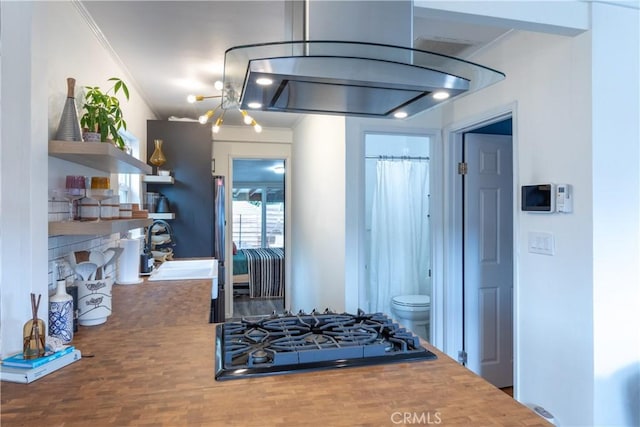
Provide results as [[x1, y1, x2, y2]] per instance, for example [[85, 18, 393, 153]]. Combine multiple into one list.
[[44, 0, 156, 210], [290, 107, 443, 317], [1, 1, 156, 356], [1, 2, 49, 358], [291, 115, 346, 312], [439, 29, 594, 425], [434, 5, 638, 422], [291, 109, 443, 316], [212, 126, 292, 318], [591, 3, 640, 426], [414, 0, 589, 36], [47, 1, 155, 188]]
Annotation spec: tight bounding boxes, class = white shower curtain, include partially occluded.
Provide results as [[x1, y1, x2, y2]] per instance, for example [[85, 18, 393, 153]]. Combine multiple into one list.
[[369, 159, 430, 315]]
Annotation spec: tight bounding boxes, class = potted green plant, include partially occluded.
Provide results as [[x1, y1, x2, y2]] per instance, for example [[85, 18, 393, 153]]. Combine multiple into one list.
[[80, 77, 130, 149]]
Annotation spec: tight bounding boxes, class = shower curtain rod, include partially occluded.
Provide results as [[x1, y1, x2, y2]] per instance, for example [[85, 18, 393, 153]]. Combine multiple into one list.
[[365, 155, 430, 161]]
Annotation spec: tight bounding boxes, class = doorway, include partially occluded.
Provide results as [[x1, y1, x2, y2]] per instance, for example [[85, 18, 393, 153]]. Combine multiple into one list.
[[457, 117, 514, 389], [362, 133, 432, 341], [231, 158, 286, 318]]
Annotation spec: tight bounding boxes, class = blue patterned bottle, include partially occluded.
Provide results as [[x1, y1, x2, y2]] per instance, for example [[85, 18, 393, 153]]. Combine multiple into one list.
[[49, 279, 74, 343]]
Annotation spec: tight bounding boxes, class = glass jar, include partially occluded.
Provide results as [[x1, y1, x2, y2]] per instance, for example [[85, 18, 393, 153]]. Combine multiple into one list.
[[23, 293, 46, 359], [90, 176, 110, 189]]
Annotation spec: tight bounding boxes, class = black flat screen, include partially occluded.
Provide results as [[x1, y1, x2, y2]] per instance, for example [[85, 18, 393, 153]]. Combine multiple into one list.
[[522, 184, 552, 212]]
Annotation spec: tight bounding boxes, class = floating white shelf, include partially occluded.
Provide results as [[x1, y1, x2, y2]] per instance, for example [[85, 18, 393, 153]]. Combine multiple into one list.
[[49, 140, 152, 175], [48, 218, 152, 236], [143, 175, 175, 184], [148, 213, 175, 220], [48, 140, 153, 236]]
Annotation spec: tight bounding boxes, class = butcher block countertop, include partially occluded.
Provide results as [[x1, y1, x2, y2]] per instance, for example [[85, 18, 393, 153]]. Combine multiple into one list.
[[1, 278, 546, 426]]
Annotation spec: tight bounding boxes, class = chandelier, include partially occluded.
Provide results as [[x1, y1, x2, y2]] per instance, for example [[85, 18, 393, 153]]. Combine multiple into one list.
[[187, 80, 262, 133]]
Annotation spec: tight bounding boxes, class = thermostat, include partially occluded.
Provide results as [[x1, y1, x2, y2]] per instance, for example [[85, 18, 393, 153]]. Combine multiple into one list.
[[556, 184, 572, 213]]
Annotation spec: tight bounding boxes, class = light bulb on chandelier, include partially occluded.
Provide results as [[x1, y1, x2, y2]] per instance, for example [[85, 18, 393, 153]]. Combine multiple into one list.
[[198, 110, 214, 124], [212, 115, 224, 134], [240, 110, 254, 125]]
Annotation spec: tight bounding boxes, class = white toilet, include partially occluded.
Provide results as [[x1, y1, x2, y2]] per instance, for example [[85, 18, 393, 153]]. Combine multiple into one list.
[[391, 295, 431, 341]]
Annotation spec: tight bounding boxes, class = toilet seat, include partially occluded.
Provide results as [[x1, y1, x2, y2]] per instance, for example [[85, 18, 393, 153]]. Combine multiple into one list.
[[392, 295, 430, 307], [390, 295, 431, 340]]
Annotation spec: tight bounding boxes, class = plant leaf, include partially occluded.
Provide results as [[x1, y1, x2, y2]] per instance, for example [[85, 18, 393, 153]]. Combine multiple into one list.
[[121, 82, 129, 100]]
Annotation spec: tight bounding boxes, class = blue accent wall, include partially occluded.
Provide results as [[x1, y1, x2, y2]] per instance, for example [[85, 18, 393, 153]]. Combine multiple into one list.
[[472, 118, 512, 135]]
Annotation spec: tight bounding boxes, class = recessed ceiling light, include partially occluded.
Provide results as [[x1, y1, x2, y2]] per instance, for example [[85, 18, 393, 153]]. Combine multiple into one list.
[[433, 91, 450, 100], [214, 80, 224, 91], [247, 102, 262, 109], [393, 111, 408, 119], [256, 77, 273, 86]]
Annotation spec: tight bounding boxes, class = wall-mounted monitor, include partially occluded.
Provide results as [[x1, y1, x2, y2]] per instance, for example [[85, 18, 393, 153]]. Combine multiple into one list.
[[521, 184, 555, 212]]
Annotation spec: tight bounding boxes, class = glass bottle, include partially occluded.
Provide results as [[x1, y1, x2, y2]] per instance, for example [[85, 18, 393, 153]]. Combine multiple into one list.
[[149, 139, 167, 171], [23, 293, 46, 359]]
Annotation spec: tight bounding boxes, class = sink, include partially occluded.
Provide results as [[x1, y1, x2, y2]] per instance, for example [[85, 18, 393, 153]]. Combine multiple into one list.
[[148, 259, 218, 298], [149, 259, 217, 280]]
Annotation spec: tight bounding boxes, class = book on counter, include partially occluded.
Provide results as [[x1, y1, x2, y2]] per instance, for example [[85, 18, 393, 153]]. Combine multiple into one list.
[[0, 349, 82, 384], [1, 345, 75, 369]]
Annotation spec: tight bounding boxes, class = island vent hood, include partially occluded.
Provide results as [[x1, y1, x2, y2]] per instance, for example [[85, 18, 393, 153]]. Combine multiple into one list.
[[222, 40, 505, 119]]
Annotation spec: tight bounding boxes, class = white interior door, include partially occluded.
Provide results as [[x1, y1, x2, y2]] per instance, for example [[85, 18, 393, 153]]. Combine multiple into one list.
[[463, 133, 513, 388]]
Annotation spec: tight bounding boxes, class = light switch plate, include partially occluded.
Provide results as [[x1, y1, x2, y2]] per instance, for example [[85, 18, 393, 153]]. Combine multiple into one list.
[[528, 231, 555, 255]]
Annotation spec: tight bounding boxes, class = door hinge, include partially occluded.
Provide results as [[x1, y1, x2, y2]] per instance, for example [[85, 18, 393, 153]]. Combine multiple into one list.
[[457, 162, 468, 175], [458, 350, 467, 365]]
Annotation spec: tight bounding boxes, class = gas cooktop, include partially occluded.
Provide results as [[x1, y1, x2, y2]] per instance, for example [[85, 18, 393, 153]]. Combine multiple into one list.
[[214, 309, 437, 380]]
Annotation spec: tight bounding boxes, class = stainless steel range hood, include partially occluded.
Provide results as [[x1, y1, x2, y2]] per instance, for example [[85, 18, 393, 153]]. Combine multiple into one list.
[[222, 41, 504, 119]]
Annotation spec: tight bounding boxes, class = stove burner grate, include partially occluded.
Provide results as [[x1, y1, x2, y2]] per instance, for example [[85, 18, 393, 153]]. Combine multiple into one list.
[[215, 309, 436, 380]]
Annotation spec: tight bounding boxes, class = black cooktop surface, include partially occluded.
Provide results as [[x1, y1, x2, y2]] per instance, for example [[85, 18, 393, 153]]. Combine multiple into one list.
[[215, 309, 437, 380]]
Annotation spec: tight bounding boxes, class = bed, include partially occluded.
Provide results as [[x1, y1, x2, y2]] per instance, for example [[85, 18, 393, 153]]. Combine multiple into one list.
[[233, 248, 284, 298]]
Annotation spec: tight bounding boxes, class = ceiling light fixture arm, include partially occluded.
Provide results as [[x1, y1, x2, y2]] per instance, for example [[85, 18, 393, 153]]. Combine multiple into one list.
[[189, 81, 262, 133]]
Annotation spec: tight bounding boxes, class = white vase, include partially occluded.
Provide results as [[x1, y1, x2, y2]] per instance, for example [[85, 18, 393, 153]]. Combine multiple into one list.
[[49, 280, 74, 343], [76, 276, 114, 326]]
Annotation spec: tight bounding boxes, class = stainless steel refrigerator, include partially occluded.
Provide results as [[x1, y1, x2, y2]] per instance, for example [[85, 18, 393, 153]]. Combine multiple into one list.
[[211, 175, 226, 323]]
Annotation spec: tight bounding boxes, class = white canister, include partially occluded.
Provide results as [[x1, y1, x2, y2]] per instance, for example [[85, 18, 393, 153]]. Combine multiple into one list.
[[105, 195, 120, 219], [76, 276, 114, 326], [49, 280, 74, 343], [119, 203, 133, 218], [80, 200, 99, 220]]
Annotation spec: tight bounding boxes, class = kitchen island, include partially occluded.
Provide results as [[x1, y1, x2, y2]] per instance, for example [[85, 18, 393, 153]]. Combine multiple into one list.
[[1, 278, 546, 426]]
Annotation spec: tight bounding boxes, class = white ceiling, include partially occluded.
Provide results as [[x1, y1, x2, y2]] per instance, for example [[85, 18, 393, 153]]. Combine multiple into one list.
[[81, 1, 509, 128]]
